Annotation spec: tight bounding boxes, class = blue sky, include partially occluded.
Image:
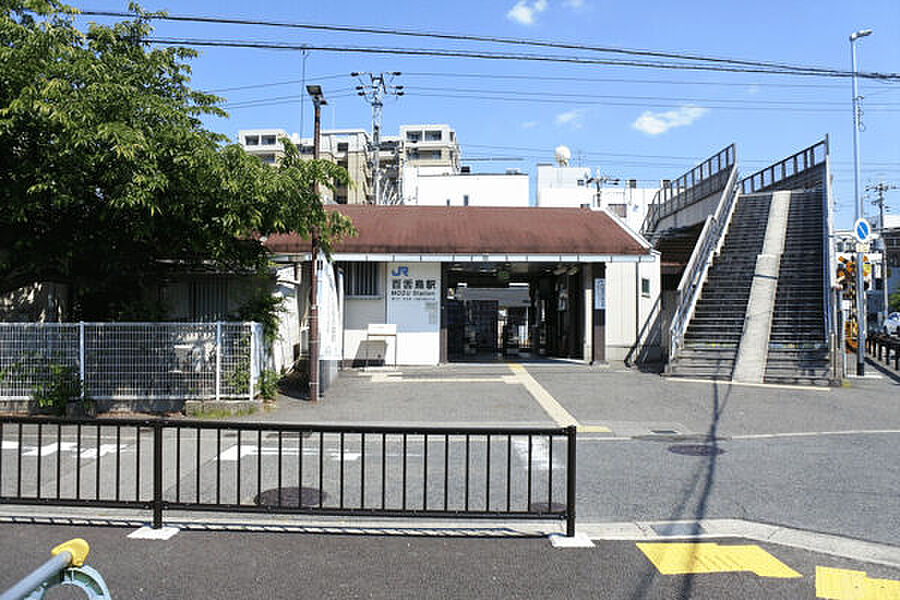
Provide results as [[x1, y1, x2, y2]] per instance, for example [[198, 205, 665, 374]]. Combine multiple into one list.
[[71, 0, 899, 227]]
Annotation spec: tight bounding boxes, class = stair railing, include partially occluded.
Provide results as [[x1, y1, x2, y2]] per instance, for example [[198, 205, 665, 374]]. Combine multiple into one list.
[[822, 149, 838, 380], [668, 165, 740, 360]]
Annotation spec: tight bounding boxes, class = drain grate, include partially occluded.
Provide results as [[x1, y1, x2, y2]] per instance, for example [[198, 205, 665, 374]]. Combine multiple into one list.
[[668, 444, 725, 457], [255, 487, 327, 507]]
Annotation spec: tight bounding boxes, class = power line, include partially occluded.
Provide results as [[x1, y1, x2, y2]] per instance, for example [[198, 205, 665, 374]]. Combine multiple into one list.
[[79, 9, 899, 80], [141, 37, 900, 81]]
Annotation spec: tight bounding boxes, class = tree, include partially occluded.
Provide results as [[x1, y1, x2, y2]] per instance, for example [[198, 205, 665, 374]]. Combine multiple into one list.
[[0, 1, 352, 319]]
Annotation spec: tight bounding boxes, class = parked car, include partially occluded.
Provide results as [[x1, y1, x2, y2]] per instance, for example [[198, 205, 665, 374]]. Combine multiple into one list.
[[885, 312, 900, 336]]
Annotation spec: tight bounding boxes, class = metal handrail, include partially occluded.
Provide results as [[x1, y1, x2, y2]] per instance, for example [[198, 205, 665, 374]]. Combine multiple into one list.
[[0, 539, 111, 600], [823, 150, 837, 377], [668, 165, 740, 360], [641, 144, 736, 237]]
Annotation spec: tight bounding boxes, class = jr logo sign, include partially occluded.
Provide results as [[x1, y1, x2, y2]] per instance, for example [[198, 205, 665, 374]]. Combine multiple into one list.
[[391, 266, 409, 277]]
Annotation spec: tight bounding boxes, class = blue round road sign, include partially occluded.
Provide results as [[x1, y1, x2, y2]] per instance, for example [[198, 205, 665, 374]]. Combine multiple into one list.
[[854, 218, 871, 243]]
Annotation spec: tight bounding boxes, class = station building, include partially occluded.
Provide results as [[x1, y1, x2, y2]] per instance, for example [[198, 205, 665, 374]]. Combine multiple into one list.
[[264, 205, 662, 372]]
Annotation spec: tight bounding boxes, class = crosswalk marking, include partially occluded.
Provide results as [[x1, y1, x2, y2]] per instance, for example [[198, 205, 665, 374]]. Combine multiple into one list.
[[637, 542, 802, 578], [816, 566, 900, 599]]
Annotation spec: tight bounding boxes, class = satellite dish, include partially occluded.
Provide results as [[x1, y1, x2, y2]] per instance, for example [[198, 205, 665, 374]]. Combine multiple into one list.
[[554, 145, 571, 167]]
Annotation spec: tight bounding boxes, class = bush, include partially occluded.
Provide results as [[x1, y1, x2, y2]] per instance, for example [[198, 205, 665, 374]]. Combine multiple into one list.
[[258, 369, 280, 400], [32, 364, 83, 415]]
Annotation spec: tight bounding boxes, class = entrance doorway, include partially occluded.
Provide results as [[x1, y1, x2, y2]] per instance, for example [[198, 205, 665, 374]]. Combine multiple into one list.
[[443, 262, 585, 362]]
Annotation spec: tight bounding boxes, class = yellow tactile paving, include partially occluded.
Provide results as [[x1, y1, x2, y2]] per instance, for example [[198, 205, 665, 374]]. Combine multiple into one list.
[[816, 566, 900, 599], [636, 542, 802, 578]]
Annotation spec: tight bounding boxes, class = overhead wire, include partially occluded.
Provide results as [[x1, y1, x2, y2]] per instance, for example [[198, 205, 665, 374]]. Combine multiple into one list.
[[78, 9, 900, 80], [138, 37, 900, 81]]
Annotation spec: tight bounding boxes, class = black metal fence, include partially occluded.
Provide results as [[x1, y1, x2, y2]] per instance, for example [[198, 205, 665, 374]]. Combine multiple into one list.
[[866, 334, 900, 370], [0, 417, 576, 536]]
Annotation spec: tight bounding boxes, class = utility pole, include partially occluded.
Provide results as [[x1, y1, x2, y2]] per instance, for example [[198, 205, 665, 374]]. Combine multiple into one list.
[[353, 72, 404, 204], [850, 28, 872, 376], [868, 181, 897, 326], [306, 84, 327, 401]]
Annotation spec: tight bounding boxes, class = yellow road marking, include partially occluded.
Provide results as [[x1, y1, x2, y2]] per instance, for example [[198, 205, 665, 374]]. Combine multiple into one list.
[[816, 566, 900, 599], [577, 425, 613, 433], [637, 542, 802, 578], [506, 364, 582, 428]]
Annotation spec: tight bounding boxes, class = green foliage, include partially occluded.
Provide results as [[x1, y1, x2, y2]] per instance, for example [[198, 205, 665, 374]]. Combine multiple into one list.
[[235, 287, 284, 344], [0, 2, 355, 319], [32, 363, 82, 415], [257, 369, 279, 400], [890, 291, 900, 313]]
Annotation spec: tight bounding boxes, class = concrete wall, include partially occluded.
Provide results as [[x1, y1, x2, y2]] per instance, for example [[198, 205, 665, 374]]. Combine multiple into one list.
[[654, 191, 721, 232], [603, 258, 662, 363]]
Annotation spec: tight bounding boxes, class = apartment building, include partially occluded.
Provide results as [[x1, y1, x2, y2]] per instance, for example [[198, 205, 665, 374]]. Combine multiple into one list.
[[239, 124, 460, 205]]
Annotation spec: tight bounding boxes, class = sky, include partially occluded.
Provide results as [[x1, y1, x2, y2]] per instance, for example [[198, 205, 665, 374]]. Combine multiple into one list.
[[70, 0, 900, 228]]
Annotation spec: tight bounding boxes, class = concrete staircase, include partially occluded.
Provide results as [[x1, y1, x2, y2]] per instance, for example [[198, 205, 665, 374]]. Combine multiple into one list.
[[764, 189, 831, 385], [668, 194, 772, 379]]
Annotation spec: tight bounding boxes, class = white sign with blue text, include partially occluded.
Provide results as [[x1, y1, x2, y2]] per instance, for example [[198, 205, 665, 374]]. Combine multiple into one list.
[[386, 262, 441, 365]]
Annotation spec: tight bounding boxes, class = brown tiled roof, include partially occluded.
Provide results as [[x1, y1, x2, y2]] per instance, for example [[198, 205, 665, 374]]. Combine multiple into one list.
[[264, 205, 650, 256]]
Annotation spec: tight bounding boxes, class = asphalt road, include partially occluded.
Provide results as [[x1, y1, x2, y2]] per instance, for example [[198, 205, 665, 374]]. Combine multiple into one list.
[[2, 524, 899, 599]]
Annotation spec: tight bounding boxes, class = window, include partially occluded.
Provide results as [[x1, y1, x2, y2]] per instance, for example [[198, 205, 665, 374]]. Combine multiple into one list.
[[463, 195, 469, 206], [425, 130, 442, 141], [261, 135, 276, 146], [343, 263, 379, 297], [641, 277, 651, 298], [407, 149, 420, 159], [337, 142, 349, 152], [577, 179, 585, 187], [406, 131, 422, 142], [259, 153, 276, 165], [244, 135, 259, 146]]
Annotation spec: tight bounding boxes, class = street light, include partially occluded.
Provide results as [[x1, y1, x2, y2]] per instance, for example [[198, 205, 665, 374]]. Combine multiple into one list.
[[306, 84, 327, 400], [850, 29, 871, 376]]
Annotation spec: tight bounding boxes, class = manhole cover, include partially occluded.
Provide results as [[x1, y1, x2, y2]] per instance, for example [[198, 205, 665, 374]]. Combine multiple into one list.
[[668, 444, 724, 457], [528, 502, 567, 514], [255, 487, 327, 507]]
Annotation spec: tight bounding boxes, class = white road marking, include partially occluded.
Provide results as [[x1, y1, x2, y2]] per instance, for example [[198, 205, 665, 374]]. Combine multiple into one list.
[[511, 437, 563, 472], [218, 445, 362, 462], [4, 441, 128, 458]]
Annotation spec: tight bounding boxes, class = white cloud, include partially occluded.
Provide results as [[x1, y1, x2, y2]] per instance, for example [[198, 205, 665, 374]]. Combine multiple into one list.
[[555, 109, 584, 128], [507, 0, 548, 25], [632, 105, 708, 135], [564, 0, 585, 7], [747, 84, 760, 95], [521, 120, 538, 129]]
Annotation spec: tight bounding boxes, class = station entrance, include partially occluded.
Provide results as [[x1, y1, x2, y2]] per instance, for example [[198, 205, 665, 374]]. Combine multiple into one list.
[[442, 262, 588, 361]]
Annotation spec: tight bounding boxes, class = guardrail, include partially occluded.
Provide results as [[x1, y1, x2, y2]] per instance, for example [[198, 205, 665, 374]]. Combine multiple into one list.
[[740, 139, 827, 195], [668, 165, 740, 360], [641, 144, 736, 237], [0, 417, 577, 536], [866, 334, 900, 370]]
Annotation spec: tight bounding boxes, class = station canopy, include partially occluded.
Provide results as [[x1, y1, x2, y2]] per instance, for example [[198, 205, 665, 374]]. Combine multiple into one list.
[[264, 205, 654, 264]]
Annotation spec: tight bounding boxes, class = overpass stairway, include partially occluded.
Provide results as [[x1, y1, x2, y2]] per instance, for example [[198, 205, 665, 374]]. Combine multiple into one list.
[[764, 190, 830, 385], [668, 194, 772, 379]]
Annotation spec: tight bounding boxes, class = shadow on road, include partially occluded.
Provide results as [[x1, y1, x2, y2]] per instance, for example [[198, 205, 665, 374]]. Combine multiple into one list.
[[628, 379, 732, 600]]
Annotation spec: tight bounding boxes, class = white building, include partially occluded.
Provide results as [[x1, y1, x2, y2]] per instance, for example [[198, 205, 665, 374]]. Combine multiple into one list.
[[401, 168, 529, 207]]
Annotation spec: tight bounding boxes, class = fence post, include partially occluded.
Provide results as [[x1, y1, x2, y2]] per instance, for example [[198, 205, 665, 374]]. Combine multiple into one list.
[[566, 425, 577, 537], [152, 421, 163, 529], [249, 323, 256, 402], [215, 322, 222, 402], [79, 322, 86, 399]]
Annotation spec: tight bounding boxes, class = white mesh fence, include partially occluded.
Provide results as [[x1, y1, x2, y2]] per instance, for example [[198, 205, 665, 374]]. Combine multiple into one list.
[[0, 322, 262, 401]]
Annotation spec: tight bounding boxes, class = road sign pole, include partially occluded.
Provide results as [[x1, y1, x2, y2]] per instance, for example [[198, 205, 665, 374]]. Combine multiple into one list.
[[854, 218, 871, 376]]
